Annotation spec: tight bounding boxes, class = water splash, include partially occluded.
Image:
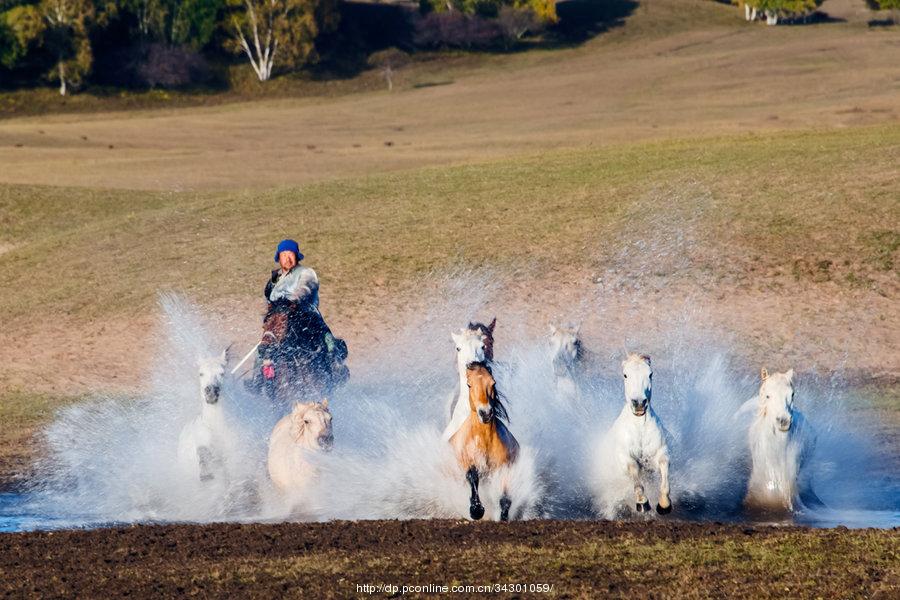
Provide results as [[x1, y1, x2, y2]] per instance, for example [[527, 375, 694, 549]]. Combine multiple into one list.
[[1, 287, 896, 532], [1, 180, 897, 530]]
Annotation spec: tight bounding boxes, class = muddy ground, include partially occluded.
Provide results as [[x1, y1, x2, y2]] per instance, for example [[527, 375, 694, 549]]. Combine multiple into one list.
[[1, 520, 897, 598]]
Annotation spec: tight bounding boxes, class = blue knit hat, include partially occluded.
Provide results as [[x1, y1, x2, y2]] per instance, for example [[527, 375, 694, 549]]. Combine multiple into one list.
[[274, 239, 303, 263]]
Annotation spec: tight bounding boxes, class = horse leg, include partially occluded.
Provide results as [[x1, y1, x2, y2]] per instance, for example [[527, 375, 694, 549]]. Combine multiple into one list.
[[499, 492, 512, 522], [197, 446, 214, 482], [656, 453, 672, 515], [628, 459, 650, 513], [466, 466, 485, 520]]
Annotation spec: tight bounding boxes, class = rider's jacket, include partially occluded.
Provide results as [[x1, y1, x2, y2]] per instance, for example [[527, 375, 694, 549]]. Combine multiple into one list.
[[265, 265, 319, 313]]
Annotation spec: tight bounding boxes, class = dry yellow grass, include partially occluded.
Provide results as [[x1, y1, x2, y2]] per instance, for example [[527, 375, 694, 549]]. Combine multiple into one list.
[[0, 0, 897, 191]]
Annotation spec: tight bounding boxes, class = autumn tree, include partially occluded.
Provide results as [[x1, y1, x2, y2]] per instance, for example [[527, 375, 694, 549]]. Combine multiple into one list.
[[100, 0, 223, 47], [733, 0, 822, 24], [0, 4, 44, 71], [225, 0, 338, 82], [39, 0, 94, 95], [421, 0, 557, 24], [170, 0, 223, 47]]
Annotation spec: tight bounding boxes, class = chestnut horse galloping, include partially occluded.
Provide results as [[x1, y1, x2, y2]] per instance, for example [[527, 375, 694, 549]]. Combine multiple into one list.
[[449, 361, 519, 521]]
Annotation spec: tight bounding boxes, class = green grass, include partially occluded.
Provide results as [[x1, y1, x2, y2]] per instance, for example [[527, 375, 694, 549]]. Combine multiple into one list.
[[0, 390, 80, 482], [1, 124, 898, 328]]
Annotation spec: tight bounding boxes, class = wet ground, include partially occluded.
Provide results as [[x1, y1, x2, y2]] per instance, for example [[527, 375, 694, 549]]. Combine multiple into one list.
[[1, 519, 897, 598]]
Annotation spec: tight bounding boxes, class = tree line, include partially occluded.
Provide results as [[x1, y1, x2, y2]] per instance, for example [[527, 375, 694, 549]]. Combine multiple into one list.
[[732, 0, 899, 24], [2, 0, 896, 95], [0, 0, 558, 94]]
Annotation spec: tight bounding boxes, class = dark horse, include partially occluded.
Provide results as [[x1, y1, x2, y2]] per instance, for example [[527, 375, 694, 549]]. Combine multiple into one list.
[[255, 306, 349, 404]]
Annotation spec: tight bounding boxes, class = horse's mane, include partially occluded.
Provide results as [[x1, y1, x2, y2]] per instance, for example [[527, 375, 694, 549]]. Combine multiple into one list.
[[467, 321, 494, 338], [467, 320, 495, 361], [466, 361, 509, 423]]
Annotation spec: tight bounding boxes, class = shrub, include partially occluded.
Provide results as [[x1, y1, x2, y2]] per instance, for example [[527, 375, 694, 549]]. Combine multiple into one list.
[[413, 12, 504, 49], [497, 6, 542, 42], [136, 43, 210, 88]]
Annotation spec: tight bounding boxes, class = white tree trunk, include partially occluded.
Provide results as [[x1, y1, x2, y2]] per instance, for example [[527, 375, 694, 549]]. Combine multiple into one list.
[[766, 10, 778, 25], [58, 60, 67, 96], [237, 1, 278, 82]]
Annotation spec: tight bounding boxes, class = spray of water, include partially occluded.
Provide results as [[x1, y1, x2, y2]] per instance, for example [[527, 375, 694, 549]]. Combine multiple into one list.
[[1, 186, 896, 530], [1, 286, 894, 531]]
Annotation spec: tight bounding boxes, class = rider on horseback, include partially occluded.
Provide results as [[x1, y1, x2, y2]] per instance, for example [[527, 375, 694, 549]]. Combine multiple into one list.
[[251, 239, 348, 397], [266, 239, 319, 317]]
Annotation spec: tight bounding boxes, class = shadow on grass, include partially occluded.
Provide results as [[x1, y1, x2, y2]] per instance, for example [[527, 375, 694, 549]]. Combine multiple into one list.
[[777, 11, 846, 25], [551, 0, 639, 44]]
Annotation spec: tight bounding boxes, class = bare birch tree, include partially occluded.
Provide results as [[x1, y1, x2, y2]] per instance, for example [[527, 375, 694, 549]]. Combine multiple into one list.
[[226, 0, 337, 82]]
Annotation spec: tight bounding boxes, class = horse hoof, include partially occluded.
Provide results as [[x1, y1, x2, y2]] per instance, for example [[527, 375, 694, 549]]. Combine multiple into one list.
[[656, 503, 672, 515], [636, 501, 651, 513], [470, 503, 485, 520], [500, 497, 512, 522]]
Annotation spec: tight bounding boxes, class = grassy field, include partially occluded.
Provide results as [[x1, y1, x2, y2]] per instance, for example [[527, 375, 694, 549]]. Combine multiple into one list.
[[0, 391, 78, 488], [1, 124, 898, 320], [1, 0, 898, 191]]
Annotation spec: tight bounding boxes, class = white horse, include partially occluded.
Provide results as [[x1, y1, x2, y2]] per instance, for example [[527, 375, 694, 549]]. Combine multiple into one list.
[[591, 353, 672, 517], [742, 368, 819, 513], [549, 324, 582, 402], [443, 319, 495, 441], [267, 400, 334, 494], [177, 349, 233, 483]]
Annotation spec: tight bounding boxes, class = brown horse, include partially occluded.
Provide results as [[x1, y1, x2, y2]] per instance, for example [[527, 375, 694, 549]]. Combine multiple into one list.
[[449, 361, 519, 521]]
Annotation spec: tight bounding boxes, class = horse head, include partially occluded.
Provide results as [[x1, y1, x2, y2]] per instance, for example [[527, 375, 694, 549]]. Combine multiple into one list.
[[549, 324, 581, 376], [290, 399, 334, 450], [451, 319, 495, 368], [468, 318, 496, 361], [758, 368, 795, 433], [622, 353, 652, 416], [198, 347, 230, 405], [465, 362, 508, 424]]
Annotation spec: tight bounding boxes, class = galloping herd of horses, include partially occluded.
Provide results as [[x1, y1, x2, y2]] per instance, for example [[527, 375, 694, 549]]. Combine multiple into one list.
[[178, 319, 818, 522]]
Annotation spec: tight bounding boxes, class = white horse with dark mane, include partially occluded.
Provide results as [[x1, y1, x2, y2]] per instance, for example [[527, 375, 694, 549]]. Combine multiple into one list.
[[267, 400, 334, 497], [590, 353, 672, 517], [742, 368, 820, 513], [443, 319, 495, 441], [177, 349, 234, 483]]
